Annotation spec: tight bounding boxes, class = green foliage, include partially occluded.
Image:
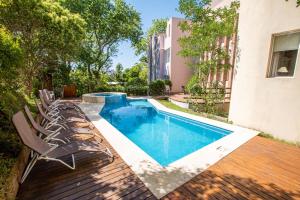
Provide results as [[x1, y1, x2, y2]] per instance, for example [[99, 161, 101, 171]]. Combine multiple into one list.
[[147, 18, 168, 37], [95, 84, 148, 96], [178, 0, 239, 74], [124, 63, 148, 86], [69, 67, 95, 96], [0, 0, 86, 93], [61, 0, 143, 91], [0, 26, 22, 71], [149, 80, 165, 96], [0, 154, 16, 200], [126, 86, 148, 96], [259, 132, 300, 147], [158, 99, 229, 122], [163, 79, 172, 90], [0, 21, 32, 165], [188, 81, 226, 114], [178, 0, 238, 114], [52, 63, 72, 96], [0, 26, 23, 91], [135, 18, 168, 55], [114, 63, 124, 82]]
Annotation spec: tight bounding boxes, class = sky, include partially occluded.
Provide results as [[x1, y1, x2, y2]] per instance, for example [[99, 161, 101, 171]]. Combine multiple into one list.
[[111, 0, 184, 69]]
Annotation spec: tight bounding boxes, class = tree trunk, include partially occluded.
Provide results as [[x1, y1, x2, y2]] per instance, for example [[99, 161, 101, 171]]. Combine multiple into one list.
[[43, 73, 53, 90], [87, 64, 92, 92]]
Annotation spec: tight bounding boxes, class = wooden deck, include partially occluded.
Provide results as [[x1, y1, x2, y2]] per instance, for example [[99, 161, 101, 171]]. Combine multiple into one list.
[[17, 107, 300, 199], [163, 136, 300, 200]]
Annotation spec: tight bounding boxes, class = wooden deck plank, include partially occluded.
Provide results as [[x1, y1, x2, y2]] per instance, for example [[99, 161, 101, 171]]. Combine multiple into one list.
[[17, 101, 300, 200], [162, 137, 300, 200]]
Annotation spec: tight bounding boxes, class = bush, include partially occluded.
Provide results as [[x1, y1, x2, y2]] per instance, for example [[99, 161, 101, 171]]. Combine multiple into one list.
[[95, 84, 147, 96], [186, 76, 202, 95], [164, 79, 172, 90], [149, 80, 165, 96], [96, 85, 125, 93], [0, 155, 16, 200], [126, 86, 148, 96], [0, 90, 35, 157], [111, 85, 126, 92]]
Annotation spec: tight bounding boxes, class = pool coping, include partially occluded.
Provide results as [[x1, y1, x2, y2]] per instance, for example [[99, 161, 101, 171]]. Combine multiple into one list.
[[79, 98, 259, 199]]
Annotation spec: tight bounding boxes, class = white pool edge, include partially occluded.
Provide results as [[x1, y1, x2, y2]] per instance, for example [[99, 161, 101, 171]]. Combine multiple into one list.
[[78, 99, 259, 199]]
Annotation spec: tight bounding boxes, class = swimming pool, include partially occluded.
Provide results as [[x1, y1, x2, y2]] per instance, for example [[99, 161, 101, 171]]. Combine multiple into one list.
[[100, 95, 232, 166]]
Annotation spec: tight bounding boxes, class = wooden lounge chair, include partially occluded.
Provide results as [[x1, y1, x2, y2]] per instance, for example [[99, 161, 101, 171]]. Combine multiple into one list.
[[12, 111, 113, 183]]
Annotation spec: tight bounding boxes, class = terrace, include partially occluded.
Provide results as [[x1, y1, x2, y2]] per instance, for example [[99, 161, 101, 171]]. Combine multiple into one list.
[[1, 0, 300, 199], [17, 99, 300, 200]]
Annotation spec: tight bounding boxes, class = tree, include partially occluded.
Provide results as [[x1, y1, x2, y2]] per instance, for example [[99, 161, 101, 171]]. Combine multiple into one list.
[[0, 26, 23, 91], [0, 25, 26, 132], [114, 63, 124, 82], [61, 0, 143, 91], [123, 63, 148, 86], [0, 0, 86, 93], [178, 0, 239, 114]]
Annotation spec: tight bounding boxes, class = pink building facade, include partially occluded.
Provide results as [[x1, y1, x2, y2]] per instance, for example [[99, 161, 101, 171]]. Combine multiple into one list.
[[148, 17, 192, 93], [148, 17, 236, 94]]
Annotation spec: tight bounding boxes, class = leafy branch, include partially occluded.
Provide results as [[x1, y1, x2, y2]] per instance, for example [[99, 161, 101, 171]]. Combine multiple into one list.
[[178, 0, 239, 114]]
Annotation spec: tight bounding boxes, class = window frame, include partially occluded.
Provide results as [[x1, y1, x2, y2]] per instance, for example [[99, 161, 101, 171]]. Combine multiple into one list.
[[266, 29, 300, 78]]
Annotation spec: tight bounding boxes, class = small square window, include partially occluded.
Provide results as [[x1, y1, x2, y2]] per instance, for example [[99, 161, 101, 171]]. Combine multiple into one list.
[[268, 32, 300, 77]]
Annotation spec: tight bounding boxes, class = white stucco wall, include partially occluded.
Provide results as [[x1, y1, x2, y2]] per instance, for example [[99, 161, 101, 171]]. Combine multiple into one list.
[[229, 0, 300, 142], [211, 0, 233, 8]]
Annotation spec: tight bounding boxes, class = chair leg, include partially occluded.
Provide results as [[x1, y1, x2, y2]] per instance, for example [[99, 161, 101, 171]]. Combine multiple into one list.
[[44, 154, 76, 170], [21, 155, 38, 183]]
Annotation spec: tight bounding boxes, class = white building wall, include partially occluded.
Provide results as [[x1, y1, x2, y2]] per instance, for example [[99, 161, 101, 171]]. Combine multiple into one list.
[[229, 0, 300, 142]]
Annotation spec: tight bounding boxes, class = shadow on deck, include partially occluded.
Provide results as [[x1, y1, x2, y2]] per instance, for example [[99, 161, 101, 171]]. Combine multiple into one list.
[[17, 101, 300, 199]]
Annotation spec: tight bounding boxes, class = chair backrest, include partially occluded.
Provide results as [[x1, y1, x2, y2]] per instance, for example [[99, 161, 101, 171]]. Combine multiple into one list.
[[12, 111, 51, 155], [38, 91, 50, 111], [35, 100, 53, 122], [24, 105, 52, 137], [42, 89, 52, 105]]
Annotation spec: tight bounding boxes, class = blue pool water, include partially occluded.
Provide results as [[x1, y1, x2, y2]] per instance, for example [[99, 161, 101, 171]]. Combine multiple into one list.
[[100, 94, 232, 166]]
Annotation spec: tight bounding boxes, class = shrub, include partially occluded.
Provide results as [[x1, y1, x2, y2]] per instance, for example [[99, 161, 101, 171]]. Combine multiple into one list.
[[149, 80, 165, 96], [96, 85, 125, 93], [126, 86, 148, 96], [164, 79, 172, 90], [111, 85, 126, 92], [0, 155, 16, 200], [0, 90, 35, 158], [95, 84, 147, 96], [188, 81, 226, 115]]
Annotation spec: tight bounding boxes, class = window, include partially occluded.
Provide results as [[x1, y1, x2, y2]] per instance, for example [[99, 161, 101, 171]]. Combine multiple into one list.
[[165, 48, 170, 63], [268, 32, 300, 77]]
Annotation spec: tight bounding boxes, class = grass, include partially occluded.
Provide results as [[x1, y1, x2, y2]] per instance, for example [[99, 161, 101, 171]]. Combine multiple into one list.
[[157, 100, 201, 115], [157, 99, 229, 123], [258, 132, 300, 148], [158, 100, 300, 148]]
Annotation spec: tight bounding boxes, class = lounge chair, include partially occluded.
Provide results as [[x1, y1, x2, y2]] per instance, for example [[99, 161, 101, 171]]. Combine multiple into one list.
[[35, 101, 94, 134], [40, 90, 81, 113], [12, 111, 113, 183], [24, 105, 96, 142]]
